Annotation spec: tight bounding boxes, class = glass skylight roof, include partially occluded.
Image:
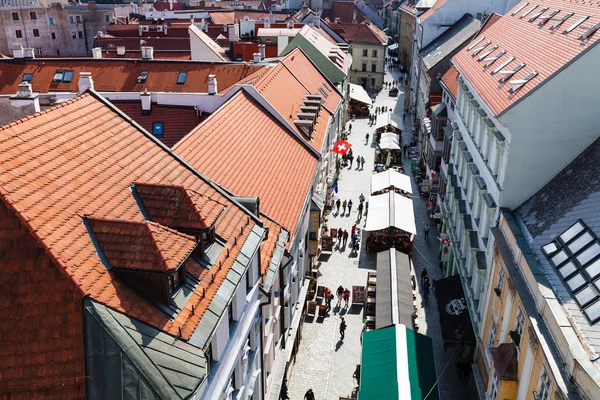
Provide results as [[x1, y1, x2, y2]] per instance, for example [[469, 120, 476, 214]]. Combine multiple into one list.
[[543, 220, 600, 324]]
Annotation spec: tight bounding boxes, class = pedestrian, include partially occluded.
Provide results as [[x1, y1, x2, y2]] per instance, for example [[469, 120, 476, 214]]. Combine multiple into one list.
[[403, 144, 408, 157], [403, 112, 406, 121], [421, 268, 429, 285], [340, 317, 347, 340], [359, 193, 365, 203], [325, 292, 332, 312], [365, 132, 370, 144], [337, 285, 344, 303], [423, 277, 431, 299], [351, 223, 357, 234], [343, 288, 350, 306], [365, 201, 369, 216], [342, 230, 349, 247], [348, 199, 353, 215], [356, 155, 361, 170], [338, 227, 343, 244], [342, 199, 347, 214], [348, 123, 352, 133], [424, 223, 430, 241], [304, 388, 315, 400], [349, 155, 354, 169], [358, 202, 364, 219], [353, 365, 361, 384], [361, 156, 365, 170]]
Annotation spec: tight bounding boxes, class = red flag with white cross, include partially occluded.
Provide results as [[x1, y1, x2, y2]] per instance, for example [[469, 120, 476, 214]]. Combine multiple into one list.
[[332, 139, 352, 155]]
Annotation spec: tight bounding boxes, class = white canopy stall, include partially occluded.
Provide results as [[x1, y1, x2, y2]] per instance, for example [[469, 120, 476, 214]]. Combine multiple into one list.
[[379, 136, 401, 150], [371, 170, 413, 195], [365, 192, 417, 235], [349, 83, 373, 105]]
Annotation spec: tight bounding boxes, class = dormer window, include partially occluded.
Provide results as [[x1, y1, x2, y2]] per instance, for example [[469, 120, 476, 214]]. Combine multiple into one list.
[[168, 267, 185, 294]]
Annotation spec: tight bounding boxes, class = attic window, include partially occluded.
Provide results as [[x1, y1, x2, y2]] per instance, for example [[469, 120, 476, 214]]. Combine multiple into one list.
[[168, 267, 185, 294], [550, 12, 573, 30], [22, 73, 32, 82], [528, 7, 548, 22], [52, 70, 74, 83], [508, 71, 538, 93], [538, 10, 560, 26], [53, 70, 63, 82], [511, 2, 528, 16], [483, 50, 506, 68], [138, 70, 149, 83], [498, 63, 525, 83], [177, 71, 188, 85], [579, 21, 600, 40], [564, 16, 588, 34], [520, 4, 537, 19]]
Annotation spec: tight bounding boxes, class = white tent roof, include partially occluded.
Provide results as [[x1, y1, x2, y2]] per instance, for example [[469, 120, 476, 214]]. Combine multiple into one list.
[[371, 170, 413, 194], [381, 132, 399, 144], [379, 137, 401, 150], [349, 83, 373, 105], [365, 192, 417, 234]]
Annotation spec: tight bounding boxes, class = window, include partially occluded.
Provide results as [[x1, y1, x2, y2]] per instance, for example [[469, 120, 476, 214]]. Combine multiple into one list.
[[35, 47, 42, 56], [497, 266, 506, 291], [168, 267, 183, 294], [105, 14, 111, 23], [515, 308, 525, 336], [69, 16, 75, 24], [22, 73, 32, 82], [488, 319, 497, 356], [537, 367, 551, 400], [371, 78, 375, 87], [62, 70, 74, 83], [51, 32, 56, 40], [76, 15, 81, 23], [30, 11, 37, 20], [52, 70, 74, 83], [361, 63, 367, 72], [12, 12, 19, 21], [372, 49, 377, 57], [49, 16, 55, 25], [371, 64, 377, 73], [138, 70, 149, 83], [177, 71, 188, 85], [15, 30, 22, 39], [33, 29, 40, 37], [152, 122, 164, 137], [362, 49, 368, 57], [78, 31, 83, 39], [71, 31, 77, 39], [489, 374, 499, 400]]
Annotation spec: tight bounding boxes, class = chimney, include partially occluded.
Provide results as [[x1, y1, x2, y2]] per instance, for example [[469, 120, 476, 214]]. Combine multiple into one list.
[[203, 20, 208, 33], [228, 24, 239, 42], [315, 18, 321, 28], [208, 74, 217, 95], [12, 44, 24, 58], [78, 72, 94, 92], [352, 9, 357, 24], [163, 24, 168, 35], [89, 0, 96, 9], [253, 52, 261, 62], [116, 46, 126, 56], [301, 3, 308, 19], [287, 19, 293, 29], [141, 46, 154, 60], [258, 44, 265, 60], [264, 18, 270, 28], [365, 17, 371, 25], [140, 90, 152, 112], [92, 47, 102, 59], [138, 25, 143, 36], [223, 24, 228, 32], [334, 17, 341, 24], [277, 35, 289, 55], [169, 0, 173, 10], [10, 82, 40, 117], [22, 48, 35, 59], [191, 17, 194, 25]]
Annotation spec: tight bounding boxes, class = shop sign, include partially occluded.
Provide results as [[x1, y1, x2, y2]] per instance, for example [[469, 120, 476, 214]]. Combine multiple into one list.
[[352, 285, 365, 304]]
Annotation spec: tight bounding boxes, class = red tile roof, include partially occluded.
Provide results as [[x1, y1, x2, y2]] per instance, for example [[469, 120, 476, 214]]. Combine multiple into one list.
[[0, 59, 263, 95], [419, 0, 447, 21], [478, 12, 502, 35], [209, 10, 287, 25], [111, 102, 205, 147], [88, 218, 197, 272], [173, 90, 319, 235], [452, 0, 600, 116], [153, 1, 185, 11], [101, 51, 192, 60], [327, 1, 367, 23], [337, 22, 387, 43], [259, 216, 284, 276], [440, 66, 459, 98], [0, 201, 86, 399], [0, 92, 259, 347]]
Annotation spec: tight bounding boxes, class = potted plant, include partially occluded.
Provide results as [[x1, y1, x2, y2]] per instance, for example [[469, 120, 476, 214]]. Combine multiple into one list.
[[494, 287, 502, 297], [509, 330, 521, 346]]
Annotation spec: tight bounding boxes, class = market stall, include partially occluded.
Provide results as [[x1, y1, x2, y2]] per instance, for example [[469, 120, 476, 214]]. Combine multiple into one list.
[[370, 169, 413, 196], [375, 124, 401, 143], [364, 192, 416, 254], [348, 83, 372, 118]]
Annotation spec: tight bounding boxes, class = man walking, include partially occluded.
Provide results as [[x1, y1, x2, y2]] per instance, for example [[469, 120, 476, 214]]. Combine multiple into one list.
[[361, 157, 365, 170], [339, 317, 347, 340], [358, 202, 364, 219], [348, 123, 352, 133], [337, 285, 344, 304], [424, 223, 430, 241], [336, 198, 341, 212], [342, 230, 349, 247], [365, 132, 370, 144], [343, 288, 350, 306], [347, 199, 353, 215], [304, 389, 315, 400], [359, 193, 365, 203]]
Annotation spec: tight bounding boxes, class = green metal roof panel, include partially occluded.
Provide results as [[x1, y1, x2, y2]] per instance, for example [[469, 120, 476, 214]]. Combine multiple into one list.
[[359, 325, 399, 400], [405, 328, 439, 400]]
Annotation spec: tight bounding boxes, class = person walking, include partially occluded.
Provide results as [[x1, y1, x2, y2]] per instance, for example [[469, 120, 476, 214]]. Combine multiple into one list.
[[359, 193, 365, 203], [403, 144, 408, 157], [424, 223, 430, 241], [304, 389, 315, 400], [423, 277, 431, 300], [336, 198, 341, 212], [348, 123, 352, 133], [337, 285, 344, 304], [325, 292, 332, 312], [340, 317, 347, 340], [361, 156, 365, 170], [365, 132, 370, 144], [343, 288, 350, 306], [349, 154, 354, 169], [358, 202, 364, 219], [342, 230, 349, 247], [348, 199, 353, 215], [356, 155, 361, 170], [342, 199, 347, 214], [421, 268, 429, 285]]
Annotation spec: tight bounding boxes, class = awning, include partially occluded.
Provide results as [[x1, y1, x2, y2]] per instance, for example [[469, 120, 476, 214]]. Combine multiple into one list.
[[371, 170, 413, 194], [349, 83, 373, 105], [387, 43, 398, 50], [365, 192, 417, 234], [432, 275, 475, 346], [358, 325, 439, 400], [311, 191, 325, 211], [380, 132, 399, 144], [376, 249, 414, 329], [379, 138, 401, 150]]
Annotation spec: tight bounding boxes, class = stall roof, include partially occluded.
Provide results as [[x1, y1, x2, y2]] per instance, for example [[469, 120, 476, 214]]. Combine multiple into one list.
[[381, 132, 399, 144], [358, 324, 439, 400], [379, 137, 401, 150], [371, 170, 413, 194], [349, 83, 373, 105], [388, 43, 399, 50], [365, 192, 417, 234], [376, 249, 414, 330]]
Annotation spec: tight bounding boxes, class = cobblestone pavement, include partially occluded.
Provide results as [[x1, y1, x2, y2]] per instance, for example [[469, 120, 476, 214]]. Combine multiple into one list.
[[287, 62, 475, 400]]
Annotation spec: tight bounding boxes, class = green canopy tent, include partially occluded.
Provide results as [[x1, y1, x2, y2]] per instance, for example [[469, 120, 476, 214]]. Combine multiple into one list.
[[358, 324, 439, 400]]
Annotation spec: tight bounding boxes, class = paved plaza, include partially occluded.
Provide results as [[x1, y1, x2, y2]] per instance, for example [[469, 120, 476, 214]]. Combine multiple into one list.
[[286, 63, 477, 400]]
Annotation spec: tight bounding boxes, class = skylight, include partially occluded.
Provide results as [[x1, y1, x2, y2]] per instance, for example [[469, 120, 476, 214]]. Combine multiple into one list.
[[53, 71, 63, 82], [138, 70, 149, 83], [471, 41, 491, 56], [550, 12, 573, 30], [491, 56, 515, 75], [508, 71, 538, 93], [579, 21, 600, 40], [564, 16, 588, 34], [467, 36, 485, 51], [52, 70, 74, 83], [22, 73, 32, 82], [538, 9, 560, 26], [542, 220, 600, 324], [62, 70, 74, 83], [477, 45, 498, 61], [499, 63, 525, 83], [521, 4, 538, 19], [512, 2, 529, 16], [177, 71, 187, 85], [528, 7, 548, 22]]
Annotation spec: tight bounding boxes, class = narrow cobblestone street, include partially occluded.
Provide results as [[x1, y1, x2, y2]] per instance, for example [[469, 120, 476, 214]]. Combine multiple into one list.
[[287, 61, 474, 400]]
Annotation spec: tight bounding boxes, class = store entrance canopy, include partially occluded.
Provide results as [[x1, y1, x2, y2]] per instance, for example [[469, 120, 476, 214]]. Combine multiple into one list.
[[433, 275, 475, 347], [365, 192, 417, 234], [349, 83, 373, 105], [371, 170, 413, 194], [379, 139, 401, 150], [358, 325, 439, 400], [376, 249, 414, 330], [380, 132, 399, 143]]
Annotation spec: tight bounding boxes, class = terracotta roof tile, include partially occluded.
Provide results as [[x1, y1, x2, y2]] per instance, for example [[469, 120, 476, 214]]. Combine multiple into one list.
[[478, 12, 502, 35], [327, 2, 367, 23], [174, 90, 318, 235], [88, 218, 197, 272], [336, 22, 387, 43], [452, 0, 600, 116], [440, 66, 458, 98], [259, 216, 284, 276], [419, 0, 447, 21], [0, 92, 259, 347], [0, 59, 263, 95]]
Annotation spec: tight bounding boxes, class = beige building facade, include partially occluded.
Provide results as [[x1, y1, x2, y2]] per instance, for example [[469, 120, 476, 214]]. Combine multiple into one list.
[[349, 42, 385, 91]]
